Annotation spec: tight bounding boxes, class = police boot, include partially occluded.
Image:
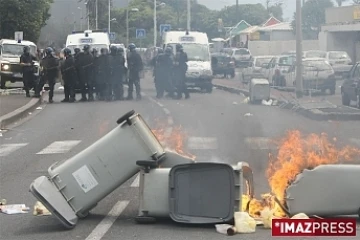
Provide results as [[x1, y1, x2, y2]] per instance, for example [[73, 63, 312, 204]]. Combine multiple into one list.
[[49, 97, 54, 103], [69, 98, 75, 103], [136, 94, 141, 101], [126, 94, 133, 100], [61, 98, 69, 103], [26, 91, 31, 98]]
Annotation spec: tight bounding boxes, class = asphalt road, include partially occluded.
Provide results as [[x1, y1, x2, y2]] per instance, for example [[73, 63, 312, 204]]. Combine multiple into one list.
[[1, 75, 360, 240]]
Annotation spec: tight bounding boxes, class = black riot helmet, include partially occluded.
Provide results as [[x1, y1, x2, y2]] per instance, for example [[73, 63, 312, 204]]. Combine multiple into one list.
[[165, 47, 172, 55], [74, 48, 81, 54], [110, 45, 117, 55], [128, 43, 136, 52], [117, 47, 124, 54], [175, 44, 183, 52], [83, 44, 90, 52], [23, 46, 30, 54], [100, 48, 108, 55], [92, 48, 98, 57], [157, 48, 164, 54], [45, 47, 53, 56], [63, 48, 72, 57]]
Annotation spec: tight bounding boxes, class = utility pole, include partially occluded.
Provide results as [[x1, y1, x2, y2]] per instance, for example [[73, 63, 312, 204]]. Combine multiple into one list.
[[95, 0, 98, 29], [187, 0, 190, 30], [108, 0, 111, 32], [295, 0, 303, 98], [236, 0, 239, 18], [126, 0, 129, 47], [154, 0, 157, 47]]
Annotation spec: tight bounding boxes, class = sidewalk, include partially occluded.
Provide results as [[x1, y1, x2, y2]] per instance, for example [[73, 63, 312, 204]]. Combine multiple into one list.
[[0, 95, 31, 117]]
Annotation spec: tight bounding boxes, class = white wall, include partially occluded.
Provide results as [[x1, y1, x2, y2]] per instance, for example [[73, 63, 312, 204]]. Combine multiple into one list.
[[248, 40, 319, 56]]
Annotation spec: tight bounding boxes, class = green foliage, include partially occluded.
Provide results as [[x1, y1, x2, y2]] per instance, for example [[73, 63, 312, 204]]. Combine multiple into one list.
[[291, 0, 334, 40], [0, 0, 53, 43]]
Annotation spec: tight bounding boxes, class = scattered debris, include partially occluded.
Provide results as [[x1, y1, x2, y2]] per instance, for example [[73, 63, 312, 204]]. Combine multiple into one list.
[[36, 107, 43, 110], [243, 97, 250, 103], [28, 112, 32, 115], [33, 201, 51, 216], [58, 86, 64, 90], [260, 207, 275, 229], [0, 204, 30, 214], [0, 199, 6, 205], [291, 213, 309, 219], [232, 101, 238, 105], [234, 212, 256, 233], [244, 113, 253, 117], [261, 99, 273, 106], [272, 100, 278, 106], [215, 224, 237, 236]]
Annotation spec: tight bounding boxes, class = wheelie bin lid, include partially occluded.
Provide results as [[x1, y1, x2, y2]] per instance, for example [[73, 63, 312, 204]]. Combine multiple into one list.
[[168, 162, 235, 224]]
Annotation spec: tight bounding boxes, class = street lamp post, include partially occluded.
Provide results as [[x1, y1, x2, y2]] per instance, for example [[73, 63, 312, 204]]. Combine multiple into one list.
[[295, 0, 303, 98], [96, 0, 98, 29], [153, 2, 165, 47], [85, 1, 89, 30], [78, 7, 82, 30], [126, 7, 139, 47], [187, 0, 190, 30], [108, 0, 111, 33]]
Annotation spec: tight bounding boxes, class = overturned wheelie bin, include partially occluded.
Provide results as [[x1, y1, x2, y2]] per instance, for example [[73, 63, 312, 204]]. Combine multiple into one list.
[[30, 110, 167, 229], [135, 161, 254, 224], [285, 164, 360, 217]]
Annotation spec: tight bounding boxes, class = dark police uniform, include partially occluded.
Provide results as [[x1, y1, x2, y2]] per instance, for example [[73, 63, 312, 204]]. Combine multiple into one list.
[[126, 44, 143, 100], [40, 51, 60, 102], [77, 46, 94, 101], [155, 49, 174, 98], [20, 48, 37, 97], [61, 49, 76, 102], [174, 46, 190, 99], [109, 48, 125, 100], [97, 48, 110, 100]]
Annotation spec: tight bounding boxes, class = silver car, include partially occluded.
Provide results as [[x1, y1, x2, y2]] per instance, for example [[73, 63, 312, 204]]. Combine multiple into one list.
[[242, 55, 273, 83]]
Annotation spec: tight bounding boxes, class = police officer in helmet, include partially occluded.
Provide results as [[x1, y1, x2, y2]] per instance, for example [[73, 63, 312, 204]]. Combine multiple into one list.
[[110, 46, 125, 100], [77, 44, 94, 101], [126, 43, 143, 100], [155, 47, 174, 99], [39, 47, 60, 103], [174, 44, 190, 99], [20, 46, 37, 97], [97, 48, 110, 100], [61, 48, 76, 102]]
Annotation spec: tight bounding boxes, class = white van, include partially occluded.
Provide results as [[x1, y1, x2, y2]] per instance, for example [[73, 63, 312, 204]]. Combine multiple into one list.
[[162, 30, 213, 93], [65, 30, 110, 53], [0, 39, 40, 89]]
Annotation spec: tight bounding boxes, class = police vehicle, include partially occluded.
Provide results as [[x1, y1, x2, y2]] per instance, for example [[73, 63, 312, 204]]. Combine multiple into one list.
[[65, 30, 110, 53], [0, 39, 40, 89], [162, 30, 213, 93]]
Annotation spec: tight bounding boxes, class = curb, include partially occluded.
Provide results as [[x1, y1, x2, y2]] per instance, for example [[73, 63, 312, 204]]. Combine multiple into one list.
[[0, 96, 42, 129], [213, 83, 360, 121]]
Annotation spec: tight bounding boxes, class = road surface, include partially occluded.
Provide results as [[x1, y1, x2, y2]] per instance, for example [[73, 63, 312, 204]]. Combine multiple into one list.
[[1, 77, 359, 240]]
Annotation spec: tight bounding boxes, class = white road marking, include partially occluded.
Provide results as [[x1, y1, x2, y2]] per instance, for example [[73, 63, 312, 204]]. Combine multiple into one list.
[[130, 174, 140, 187], [245, 137, 276, 150], [0, 143, 28, 157], [36, 140, 81, 154], [187, 137, 218, 150], [85, 201, 129, 240]]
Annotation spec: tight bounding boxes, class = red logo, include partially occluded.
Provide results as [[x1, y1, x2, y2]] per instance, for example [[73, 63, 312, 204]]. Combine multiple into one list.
[[272, 218, 357, 237]]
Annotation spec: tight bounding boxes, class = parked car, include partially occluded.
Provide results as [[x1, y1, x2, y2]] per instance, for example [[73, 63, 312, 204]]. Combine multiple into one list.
[[211, 53, 235, 78], [261, 55, 295, 86], [341, 62, 360, 108], [242, 55, 273, 83], [221, 48, 252, 68], [303, 50, 326, 59], [283, 58, 336, 94], [325, 51, 353, 79]]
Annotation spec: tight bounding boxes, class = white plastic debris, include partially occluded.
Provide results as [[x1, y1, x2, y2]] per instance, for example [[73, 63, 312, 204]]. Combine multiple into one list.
[[261, 99, 273, 106], [36, 107, 42, 110], [244, 113, 253, 117], [28, 112, 32, 115], [0, 204, 30, 214], [215, 224, 237, 236], [233, 101, 238, 105], [234, 212, 256, 233], [272, 100, 278, 106], [291, 213, 309, 219], [243, 97, 250, 103], [58, 86, 64, 90], [260, 207, 275, 229], [33, 201, 51, 216]]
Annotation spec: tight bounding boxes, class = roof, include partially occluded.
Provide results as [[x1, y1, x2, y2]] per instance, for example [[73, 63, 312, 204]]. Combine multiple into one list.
[[240, 26, 260, 34], [258, 22, 292, 32], [0, 39, 36, 46], [262, 16, 281, 27], [229, 20, 251, 37], [254, 55, 274, 59]]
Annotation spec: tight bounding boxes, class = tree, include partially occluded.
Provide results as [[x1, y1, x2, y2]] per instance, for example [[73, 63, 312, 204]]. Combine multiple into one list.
[[218, 4, 269, 27], [0, 0, 53, 43], [291, 0, 334, 39], [335, 0, 348, 6], [354, 0, 360, 4], [265, 0, 284, 20], [78, 0, 111, 30]]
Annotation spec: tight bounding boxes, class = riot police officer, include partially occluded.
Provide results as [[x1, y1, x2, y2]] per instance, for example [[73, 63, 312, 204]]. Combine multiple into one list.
[[155, 47, 174, 99], [126, 43, 143, 100], [174, 44, 190, 99], [91, 48, 101, 99], [110, 46, 125, 100], [39, 47, 60, 103], [60, 48, 76, 102], [20, 46, 37, 97], [74, 48, 81, 57], [77, 44, 94, 101], [97, 48, 110, 101]]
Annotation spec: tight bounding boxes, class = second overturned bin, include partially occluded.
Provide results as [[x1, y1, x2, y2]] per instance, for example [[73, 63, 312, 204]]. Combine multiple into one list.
[[30, 110, 166, 228], [286, 164, 360, 217]]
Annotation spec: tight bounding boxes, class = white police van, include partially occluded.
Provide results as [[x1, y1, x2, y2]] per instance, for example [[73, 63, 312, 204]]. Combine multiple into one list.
[[65, 30, 110, 53], [0, 39, 40, 89], [162, 30, 213, 93]]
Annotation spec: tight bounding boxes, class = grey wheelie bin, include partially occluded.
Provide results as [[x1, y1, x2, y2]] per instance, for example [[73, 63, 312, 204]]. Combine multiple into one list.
[[30, 110, 166, 229], [135, 161, 254, 224], [285, 164, 360, 217]]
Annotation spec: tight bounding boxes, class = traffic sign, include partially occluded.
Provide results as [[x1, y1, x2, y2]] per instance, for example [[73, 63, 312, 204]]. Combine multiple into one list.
[[160, 24, 171, 36], [109, 32, 116, 41], [15, 31, 23, 41], [136, 29, 146, 39]]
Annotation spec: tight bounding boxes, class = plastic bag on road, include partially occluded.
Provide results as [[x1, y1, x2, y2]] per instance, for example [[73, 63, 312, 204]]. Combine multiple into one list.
[[33, 201, 52, 216], [261, 99, 273, 106], [215, 224, 237, 236], [0, 204, 30, 214], [234, 212, 256, 233]]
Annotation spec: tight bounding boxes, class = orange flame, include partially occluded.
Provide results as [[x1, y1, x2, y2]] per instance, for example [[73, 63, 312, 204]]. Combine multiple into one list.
[[152, 125, 196, 160]]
